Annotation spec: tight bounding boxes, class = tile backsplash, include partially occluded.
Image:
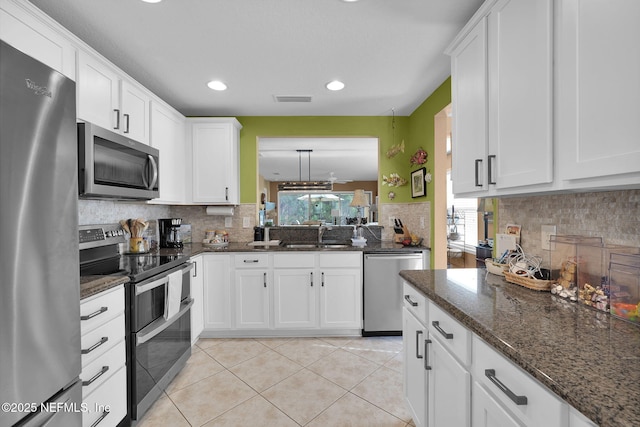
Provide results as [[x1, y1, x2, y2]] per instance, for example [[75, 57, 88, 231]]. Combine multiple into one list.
[[498, 189, 640, 266]]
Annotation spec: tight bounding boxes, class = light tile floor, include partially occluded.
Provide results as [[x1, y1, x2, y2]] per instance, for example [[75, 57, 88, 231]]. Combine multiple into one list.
[[138, 336, 416, 427]]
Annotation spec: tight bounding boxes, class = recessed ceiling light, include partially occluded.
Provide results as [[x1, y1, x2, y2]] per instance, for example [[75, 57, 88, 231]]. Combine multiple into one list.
[[326, 80, 345, 91], [207, 80, 227, 91]]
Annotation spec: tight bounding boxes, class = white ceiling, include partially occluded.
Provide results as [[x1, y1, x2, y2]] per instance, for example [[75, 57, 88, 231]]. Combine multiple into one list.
[[259, 137, 378, 182], [28, 0, 483, 117]]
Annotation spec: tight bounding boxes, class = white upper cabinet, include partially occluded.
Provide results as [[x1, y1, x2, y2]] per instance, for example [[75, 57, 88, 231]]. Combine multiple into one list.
[[450, 17, 489, 195], [447, 0, 553, 197], [0, 0, 76, 80], [556, 0, 640, 186], [188, 118, 242, 205], [77, 50, 151, 144], [150, 101, 186, 204], [487, 0, 553, 190]]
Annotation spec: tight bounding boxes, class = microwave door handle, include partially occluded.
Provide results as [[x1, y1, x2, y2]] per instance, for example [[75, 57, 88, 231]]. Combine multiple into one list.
[[148, 154, 158, 189]]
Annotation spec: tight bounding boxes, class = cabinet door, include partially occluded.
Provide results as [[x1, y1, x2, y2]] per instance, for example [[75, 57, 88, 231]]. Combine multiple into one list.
[[120, 80, 151, 144], [235, 269, 270, 329], [472, 382, 522, 427], [557, 0, 640, 182], [450, 17, 489, 195], [77, 50, 119, 131], [273, 268, 316, 329], [191, 122, 237, 204], [319, 268, 361, 329], [428, 336, 471, 427], [150, 101, 185, 203], [402, 307, 427, 427], [202, 255, 232, 330], [487, 0, 553, 190], [190, 256, 204, 344]]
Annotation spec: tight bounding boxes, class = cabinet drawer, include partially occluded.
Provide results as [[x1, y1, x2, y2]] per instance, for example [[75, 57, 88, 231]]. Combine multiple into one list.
[[80, 340, 125, 399], [472, 335, 567, 426], [274, 253, 315, 268], [428, 301, 471, 366], [82, 366, 127, 427], [319, 252, 361, 268], [80, 286, 124, 335], [234, 253, 269, 268], [402, 282, 427, 324], [81, 314, 125, 367]]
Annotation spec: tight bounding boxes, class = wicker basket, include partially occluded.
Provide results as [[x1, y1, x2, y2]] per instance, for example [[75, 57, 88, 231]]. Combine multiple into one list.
[[485, 259, 509, 276], [504, 271, 556, 292]]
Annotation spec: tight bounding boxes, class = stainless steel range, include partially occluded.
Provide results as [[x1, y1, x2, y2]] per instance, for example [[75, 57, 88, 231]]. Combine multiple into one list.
[[79, 224, 194, 424]]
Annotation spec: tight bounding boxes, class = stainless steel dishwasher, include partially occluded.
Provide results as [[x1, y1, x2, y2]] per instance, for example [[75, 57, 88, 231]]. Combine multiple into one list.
[[363, 250, 428, 336]]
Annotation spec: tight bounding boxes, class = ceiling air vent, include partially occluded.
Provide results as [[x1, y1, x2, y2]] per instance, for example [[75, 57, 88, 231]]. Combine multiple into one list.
[[274, 95, 312, 103]]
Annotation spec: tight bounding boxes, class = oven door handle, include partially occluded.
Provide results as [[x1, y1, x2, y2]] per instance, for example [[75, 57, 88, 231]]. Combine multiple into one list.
[[136, 298, 194, 345], [135, 262, 194, 295]]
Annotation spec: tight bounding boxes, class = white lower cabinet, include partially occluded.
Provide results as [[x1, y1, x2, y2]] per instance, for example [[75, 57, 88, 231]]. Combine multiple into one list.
[[190, 255, 204, 345], [472, 380, 521, 427], [403, 307, 428, 427], [202, 251, 362, 335], [79, 285, 126, 427]]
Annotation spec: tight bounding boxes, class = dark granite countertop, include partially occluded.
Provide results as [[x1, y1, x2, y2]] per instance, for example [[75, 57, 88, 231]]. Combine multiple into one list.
[[187, 241, 430, 255], [400, 269, 640, 427], [80, 275, 129, 300]]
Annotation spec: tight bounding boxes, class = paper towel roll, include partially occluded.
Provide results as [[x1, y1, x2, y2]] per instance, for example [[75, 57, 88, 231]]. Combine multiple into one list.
[[206, 206, 235, 216]]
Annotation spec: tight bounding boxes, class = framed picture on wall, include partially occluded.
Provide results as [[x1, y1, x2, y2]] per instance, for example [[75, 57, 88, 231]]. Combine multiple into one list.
[[411, 167, 426, 198]]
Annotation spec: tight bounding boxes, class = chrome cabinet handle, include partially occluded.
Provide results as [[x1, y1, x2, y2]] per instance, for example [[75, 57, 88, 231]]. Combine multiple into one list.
[[488, 154, 496, 185], [81, 337, 108, 354], [123, 113, 130, 133], [475, 159, 483, 187], [82, 366, 109, 387], [415, 330, 423, 359], [424, 339, 432, 370], [243, 259, 259, 263], [432, 321, 453, 339], [90, 410, 110, 427], [192, 261, 198, 278], [113, 109, 120, 130], [485, 369, 528, 405], [81, 306, 108, 321], [404, 295, 418, 307], [225, 187, 229, 201], [321, 272, 325, 287], [264, 272, 267, 288], [310, 272, 314, 287]]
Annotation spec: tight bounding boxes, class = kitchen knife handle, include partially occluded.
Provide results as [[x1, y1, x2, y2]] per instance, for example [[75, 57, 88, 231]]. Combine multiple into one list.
[[485, 369, 528, 405], [113, 109, 120, 130], [432, 321, 454, 339]]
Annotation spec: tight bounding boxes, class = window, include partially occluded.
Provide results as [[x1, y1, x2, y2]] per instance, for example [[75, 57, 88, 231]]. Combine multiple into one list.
[[277, 191, 372, 225], [446, 171, 478, 252]]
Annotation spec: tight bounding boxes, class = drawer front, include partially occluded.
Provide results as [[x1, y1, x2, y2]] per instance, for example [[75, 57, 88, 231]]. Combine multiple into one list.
[[234, 253, 269, 268], [428, 301, 471, 366], [80, 285, 124, 335], [82, 366, 127, 427], [402, 282, 427, 324], [80, 340, 126, 399], [81, 314, 125, 368], [472, 335, 567, 427], [319, 252, 361, 268], [274, 253, 316, 268]]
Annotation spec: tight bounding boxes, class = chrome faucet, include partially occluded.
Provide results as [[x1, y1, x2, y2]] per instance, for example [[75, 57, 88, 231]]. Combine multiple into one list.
[[318, 225, 331, 243]]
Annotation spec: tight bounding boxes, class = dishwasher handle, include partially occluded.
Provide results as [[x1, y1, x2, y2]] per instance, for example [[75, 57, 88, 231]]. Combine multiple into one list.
[[365, 254, 423, 261]]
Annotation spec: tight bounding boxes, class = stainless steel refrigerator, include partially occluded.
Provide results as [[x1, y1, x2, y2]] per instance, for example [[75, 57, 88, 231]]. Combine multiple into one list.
[[0, 40, 82, 426]]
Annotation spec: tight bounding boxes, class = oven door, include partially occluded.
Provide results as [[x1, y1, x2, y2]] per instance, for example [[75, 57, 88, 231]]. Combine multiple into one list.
[[130, 262, 193, 421]]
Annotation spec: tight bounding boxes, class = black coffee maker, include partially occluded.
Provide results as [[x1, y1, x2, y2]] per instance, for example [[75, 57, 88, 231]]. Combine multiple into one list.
[[158, 218, 183, 248]]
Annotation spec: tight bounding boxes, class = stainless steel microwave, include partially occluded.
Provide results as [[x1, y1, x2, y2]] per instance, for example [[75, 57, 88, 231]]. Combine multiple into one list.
[[78, 122, 159, 200]]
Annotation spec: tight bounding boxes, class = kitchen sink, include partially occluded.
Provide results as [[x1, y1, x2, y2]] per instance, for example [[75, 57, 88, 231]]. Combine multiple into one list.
[[318, 244, 351, 248], [283, 243, 318, 248], [282, 242, 351, 249]]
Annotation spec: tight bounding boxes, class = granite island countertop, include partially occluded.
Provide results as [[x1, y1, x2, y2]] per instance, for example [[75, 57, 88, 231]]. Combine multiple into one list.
[[187, 241, 429, 255], [400, 269, 640, 427]]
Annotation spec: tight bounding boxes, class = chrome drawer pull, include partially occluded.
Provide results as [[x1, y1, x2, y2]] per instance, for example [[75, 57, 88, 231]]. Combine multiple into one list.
[[81, 306, 108, 321], [415, 330, 423, 359], [81, 337, 108, 354], [432, 321, 453, 339], [310, 272, 314, 287], [404, 295, 418, 307], [424, 339, 432, 371], [82, 366, 109, 387], [243, 259, 259, 263], [90, 409, 109, 427], [485, 369, 528, 405]]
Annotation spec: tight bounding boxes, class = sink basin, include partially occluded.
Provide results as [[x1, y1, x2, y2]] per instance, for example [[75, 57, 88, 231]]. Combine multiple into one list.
[[282, 242, 351, 249], [283, 243, 318, 248], [318, 244, 351, 249]]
